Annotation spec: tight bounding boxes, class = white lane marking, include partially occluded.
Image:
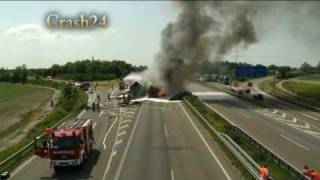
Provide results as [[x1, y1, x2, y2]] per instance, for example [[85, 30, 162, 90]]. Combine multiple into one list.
[[115, 139, 123, 145], [102, 115, 120, 180], [302, 113, 320, 121], [281, 113, 286, 118], [289, 123, 310, 129], [281, 135, 309, 151], [179, 103, 232, 180], [292, 118, 297, 123], [99, 110, 104, 117], [119, 124, 129, 130], [304, 130, 320, 136], [170, 169, 175, 180], [103, 118, 118, 150], [10, 156, 36, 177], [239, 112, 250, 119], [273, 109, 278, 114], [118, 131, 127, 137], [93, 122, 97, 129], [120, 119, 131, 125], [164, 123, 168, 138], [112, 150, 118, 156], [114, 104, 144, 180], [77, 110, 86, 118]]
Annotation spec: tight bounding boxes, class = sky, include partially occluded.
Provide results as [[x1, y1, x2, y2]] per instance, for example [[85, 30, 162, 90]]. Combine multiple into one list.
[[0, 1, 319, 69]]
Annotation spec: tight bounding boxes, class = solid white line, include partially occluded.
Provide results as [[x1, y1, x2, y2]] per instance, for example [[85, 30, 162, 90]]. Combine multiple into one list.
[[170, 169, 175, 180], [10, 156, 36, 177], [77, 109, 86, 118], [281, 135, 309, 151], [302, 113, 319, 121], [164, 123, 168, 137], [114, 104, 144, 180], [179, 103, 232, 180], [304, 130, 320, 136], [103, 118, 118, 150]]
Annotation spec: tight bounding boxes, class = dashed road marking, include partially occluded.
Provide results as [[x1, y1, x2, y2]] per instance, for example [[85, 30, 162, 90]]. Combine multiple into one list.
[[119, 124, 129, 130], [115, 139, 123, 145], [282, 113, 286, 118], [118, 131, 127, 137], [164, 123, 168, 137], [120, 120, 131, 125]]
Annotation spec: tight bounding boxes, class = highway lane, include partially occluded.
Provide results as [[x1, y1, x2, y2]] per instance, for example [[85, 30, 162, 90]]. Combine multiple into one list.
[[10, 83, 241, 180], [113, 101, 241, 180], [187, 81, 320, 170]]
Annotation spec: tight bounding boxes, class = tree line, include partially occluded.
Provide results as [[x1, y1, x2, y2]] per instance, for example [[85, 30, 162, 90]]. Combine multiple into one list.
[[0, 64, 28, 83], [0, 60, 147, 83], [32, 60, 147, 81]]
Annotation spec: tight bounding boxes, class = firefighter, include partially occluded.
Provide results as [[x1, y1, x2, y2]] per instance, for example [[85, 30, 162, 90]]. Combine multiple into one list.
[[44, 127, 51, 149], [303, 165, 311, 176], [259, 164, 270, 180]]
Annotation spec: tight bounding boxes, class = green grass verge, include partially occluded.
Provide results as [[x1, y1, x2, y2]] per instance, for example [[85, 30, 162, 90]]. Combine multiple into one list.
[[0, 85, 87, 172], [282, 81, 320, 102], [260, 79, 320, 109], [296, 74, 320, 81], [185, 95, 295, 180]]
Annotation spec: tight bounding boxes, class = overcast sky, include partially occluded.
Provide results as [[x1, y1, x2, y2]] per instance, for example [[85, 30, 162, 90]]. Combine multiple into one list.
[[0, 1, 319, 69]]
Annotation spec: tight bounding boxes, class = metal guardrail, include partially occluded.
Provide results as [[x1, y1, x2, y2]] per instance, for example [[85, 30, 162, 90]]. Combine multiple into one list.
[[0, 114, 74, 174], [184, 96, 309, 180], [183, 98, 260, 179]]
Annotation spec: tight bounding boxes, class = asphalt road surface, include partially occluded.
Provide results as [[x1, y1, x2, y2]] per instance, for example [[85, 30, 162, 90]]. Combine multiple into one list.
[[187, 81, 320, 170], [10, 84, 241, 180]]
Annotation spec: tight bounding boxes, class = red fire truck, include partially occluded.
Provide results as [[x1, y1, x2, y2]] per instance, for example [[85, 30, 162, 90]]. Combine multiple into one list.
[[34, 119, 94, 171]]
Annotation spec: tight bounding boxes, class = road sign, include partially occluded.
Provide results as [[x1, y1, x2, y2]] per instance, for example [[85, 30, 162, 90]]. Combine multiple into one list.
[[235, 65, 267, 77]]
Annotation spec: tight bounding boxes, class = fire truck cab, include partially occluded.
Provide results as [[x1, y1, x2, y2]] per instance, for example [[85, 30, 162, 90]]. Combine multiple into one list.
[[34, 119, 94, 170]]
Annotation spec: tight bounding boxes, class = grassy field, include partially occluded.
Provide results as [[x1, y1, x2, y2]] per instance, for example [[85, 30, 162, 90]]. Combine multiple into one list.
[[0, 83, 53, 131], [282, 81, 320, 102], [296, 74, 320, 81], [0, 86, 87, 171]]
